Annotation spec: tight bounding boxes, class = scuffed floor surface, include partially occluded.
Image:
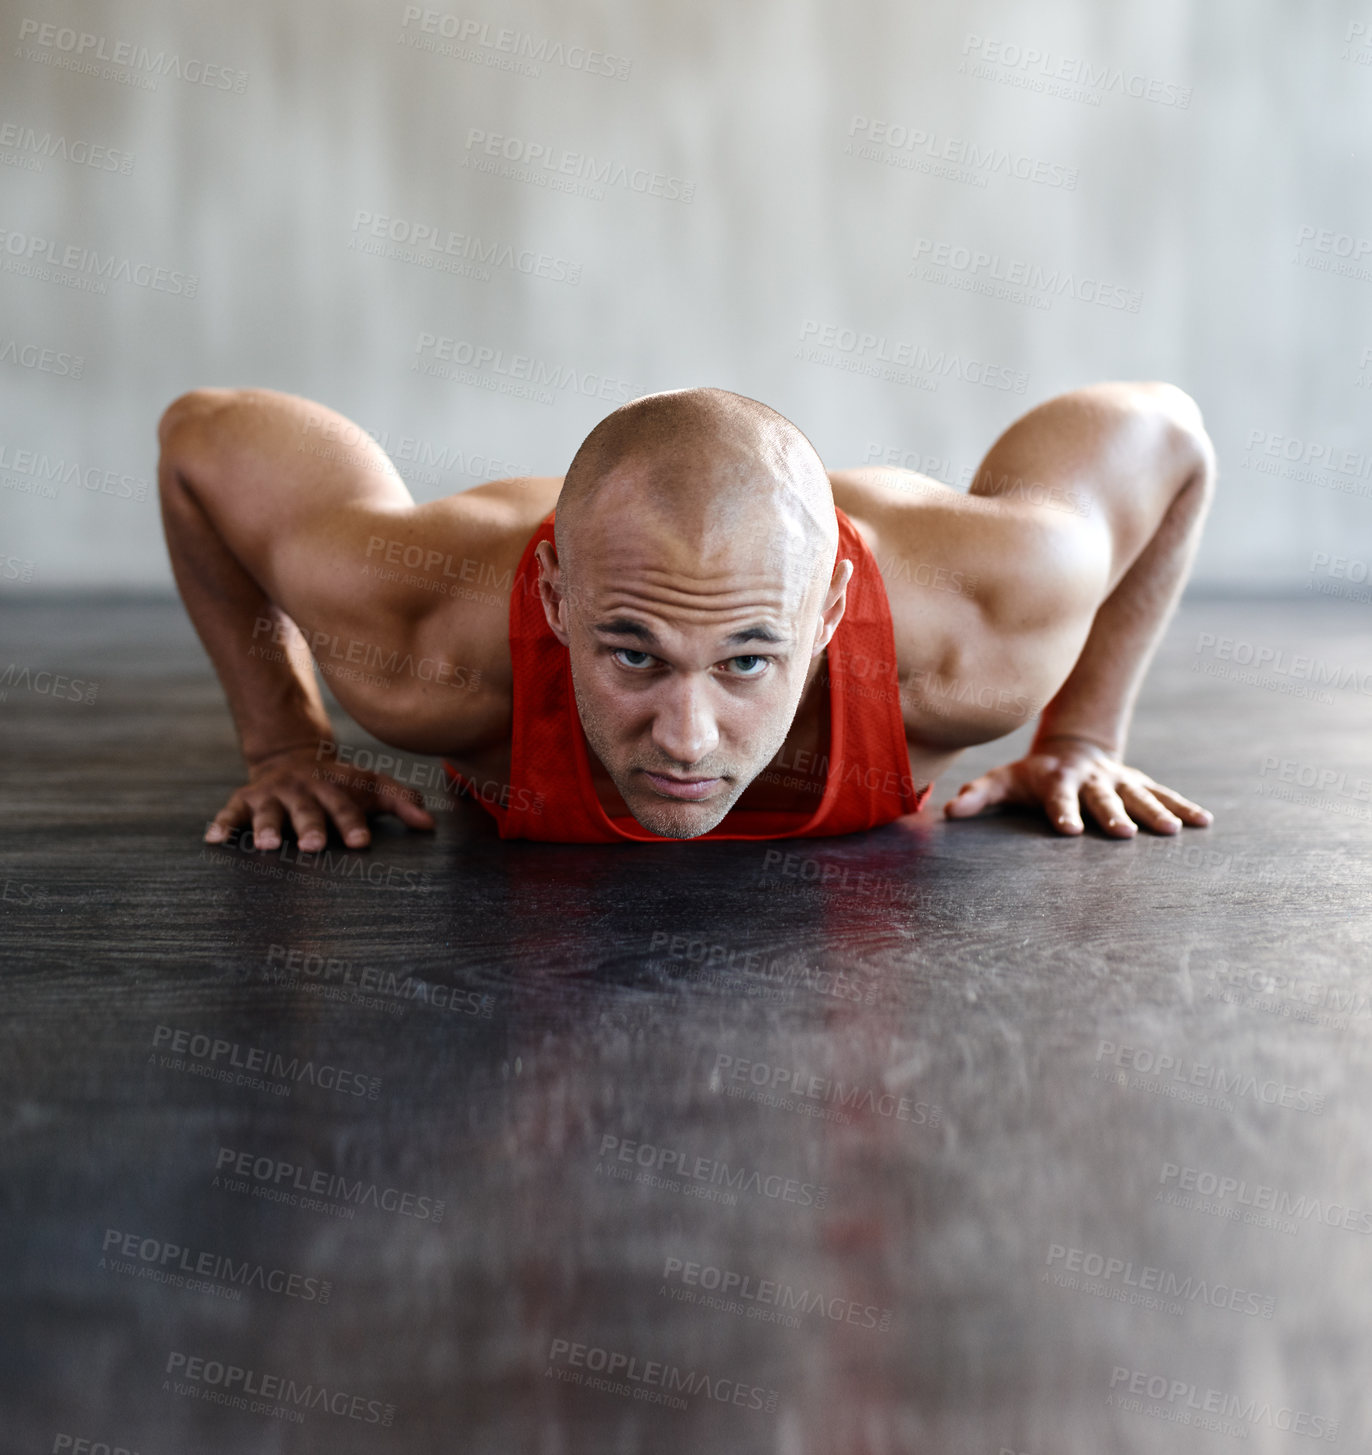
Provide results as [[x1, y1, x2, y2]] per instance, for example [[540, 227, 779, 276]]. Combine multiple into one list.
[[1, 596, 1370, 1454]]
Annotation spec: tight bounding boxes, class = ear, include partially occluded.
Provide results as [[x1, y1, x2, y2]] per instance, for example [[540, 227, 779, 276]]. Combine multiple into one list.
[[812, 557, 854, 657], [534, 540, 572, 646]]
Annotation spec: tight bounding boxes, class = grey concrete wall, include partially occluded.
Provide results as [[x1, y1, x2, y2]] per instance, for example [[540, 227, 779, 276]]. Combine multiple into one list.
[[2, 0, 1371, 591]]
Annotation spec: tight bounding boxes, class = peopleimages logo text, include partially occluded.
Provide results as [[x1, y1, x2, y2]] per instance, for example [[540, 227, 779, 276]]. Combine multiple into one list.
[[165, 1351, 394, 1424]]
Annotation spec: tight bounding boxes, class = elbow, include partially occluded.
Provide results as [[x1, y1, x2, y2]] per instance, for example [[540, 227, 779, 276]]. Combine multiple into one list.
[[157, 386, 233, 452], [1138, 382, 1216, 501]]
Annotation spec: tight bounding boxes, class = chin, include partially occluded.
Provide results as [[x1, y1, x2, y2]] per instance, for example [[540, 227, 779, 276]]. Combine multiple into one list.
[[627, 793, 737, 840]]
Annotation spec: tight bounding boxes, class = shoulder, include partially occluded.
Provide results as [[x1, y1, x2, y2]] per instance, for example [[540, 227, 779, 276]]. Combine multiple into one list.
[[364, 476, 563, 755], [829, 466, 1104, 607]]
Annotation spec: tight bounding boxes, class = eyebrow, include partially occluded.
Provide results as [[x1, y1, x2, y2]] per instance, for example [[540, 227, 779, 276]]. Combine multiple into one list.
[[723, 625, 786, 645], [593, 619, 788, 648], [593, 619, 662, 646]]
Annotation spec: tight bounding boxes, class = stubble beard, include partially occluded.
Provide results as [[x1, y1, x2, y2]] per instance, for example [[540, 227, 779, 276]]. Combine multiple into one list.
[[576, 705, 810, 840]]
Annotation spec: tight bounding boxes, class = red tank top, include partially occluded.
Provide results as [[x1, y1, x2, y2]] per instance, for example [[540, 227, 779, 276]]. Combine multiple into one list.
[[446, 507, 928, 841]]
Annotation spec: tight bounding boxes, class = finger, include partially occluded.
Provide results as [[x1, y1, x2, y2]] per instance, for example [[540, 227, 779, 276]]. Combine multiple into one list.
[[943, 772, 1013, 818], [205, 793, 250, 843], [1044, 783, 1084, 835], [367, 774, 437, 831], [249, 800, 285, 851], [1080, 782, 1137, 838], [275, 788, 331, 853], [1120, 782, 1183, 834], [1118, 782, 1183, 835], [1149, 783, 1213, 827], [312, 781, 373, 849]]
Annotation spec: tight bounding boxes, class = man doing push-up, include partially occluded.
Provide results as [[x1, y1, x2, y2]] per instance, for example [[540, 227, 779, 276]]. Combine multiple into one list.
[[156, 381, 1216, 848]]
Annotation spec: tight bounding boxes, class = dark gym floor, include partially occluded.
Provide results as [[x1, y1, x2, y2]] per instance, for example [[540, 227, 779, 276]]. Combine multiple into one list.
[[2, 595, 1370, 1455]]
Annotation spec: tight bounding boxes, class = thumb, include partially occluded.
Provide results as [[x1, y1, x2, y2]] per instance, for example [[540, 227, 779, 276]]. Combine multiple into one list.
[[943, 772, 1010, 819], [390, 790, 436, 829], [369, 774, 437, 828]]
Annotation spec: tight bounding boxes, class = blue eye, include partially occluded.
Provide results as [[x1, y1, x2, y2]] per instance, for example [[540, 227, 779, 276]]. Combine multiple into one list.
[[728, 656, 769, 677], [613, 649, 655, 669]]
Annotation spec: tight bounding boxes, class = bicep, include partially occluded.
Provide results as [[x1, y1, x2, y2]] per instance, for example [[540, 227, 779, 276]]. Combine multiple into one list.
[[253, 493, 521, 757], [174, 389, 494, 737], [886, 503, 1109, 745]]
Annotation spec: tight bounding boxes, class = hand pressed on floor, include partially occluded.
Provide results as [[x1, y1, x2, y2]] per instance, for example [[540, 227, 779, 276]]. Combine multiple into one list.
[[943, 735, 1213, 838], [203, 743, 436, 852]]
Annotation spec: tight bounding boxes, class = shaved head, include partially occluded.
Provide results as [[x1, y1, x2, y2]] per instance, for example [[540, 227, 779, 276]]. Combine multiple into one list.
[[555, 387, 837, 599], [537, 387, 851, 839]]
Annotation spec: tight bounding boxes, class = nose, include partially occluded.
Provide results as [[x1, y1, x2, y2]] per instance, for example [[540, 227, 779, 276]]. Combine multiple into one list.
[[652, 675, 720, 767]]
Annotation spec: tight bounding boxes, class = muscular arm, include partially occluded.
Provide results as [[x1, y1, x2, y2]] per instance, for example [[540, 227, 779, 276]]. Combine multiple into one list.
[[976, 382, 1216, 756], [842, 382, 1217, 836], [158, 389, 374, 766], [157, 388, 511, 848], [949, 381, 1218, 834]]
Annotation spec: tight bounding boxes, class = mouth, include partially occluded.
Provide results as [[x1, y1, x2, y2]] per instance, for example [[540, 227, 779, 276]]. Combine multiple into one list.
[[640, 770, 725, 802]]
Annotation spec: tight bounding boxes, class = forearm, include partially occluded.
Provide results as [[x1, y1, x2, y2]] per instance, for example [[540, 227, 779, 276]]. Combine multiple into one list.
[[1035, 461, 1213, 755], [159, 452, 333, 764]]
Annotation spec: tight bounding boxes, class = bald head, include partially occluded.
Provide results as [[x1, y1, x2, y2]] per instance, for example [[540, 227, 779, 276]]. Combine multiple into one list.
[[537, 388, 851, 838], [555, 387, 836, 596]]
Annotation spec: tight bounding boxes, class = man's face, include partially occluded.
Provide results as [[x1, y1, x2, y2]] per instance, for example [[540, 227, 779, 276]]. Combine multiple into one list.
[[539, 495, 839, 838]]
